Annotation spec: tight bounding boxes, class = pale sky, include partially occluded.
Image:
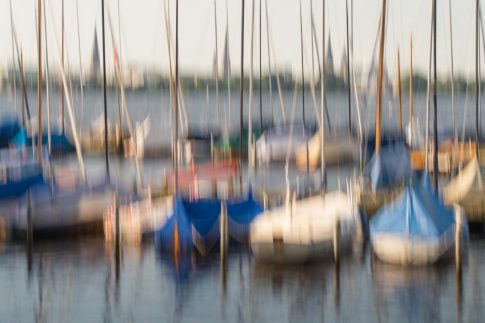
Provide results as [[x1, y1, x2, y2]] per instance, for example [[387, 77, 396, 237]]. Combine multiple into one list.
[[0, 0, 483, 80]]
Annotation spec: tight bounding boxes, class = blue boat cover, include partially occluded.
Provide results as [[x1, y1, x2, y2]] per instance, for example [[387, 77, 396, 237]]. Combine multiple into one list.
[[365, 143, 412, 191], [0, 171, 44, 200], [370, 179, 455, 239], [156, 193, 262, 252], [11, 129, 75, 153], [227, 190, 263, 224], [0, 116, 21, 148]]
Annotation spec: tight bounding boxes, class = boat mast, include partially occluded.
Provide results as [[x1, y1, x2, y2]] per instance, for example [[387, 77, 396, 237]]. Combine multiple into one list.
[[101, 0, 109, 177], [37, 0, 43, 165], [345, 0, 352, 133], [225, 3, 231, 134], [248, 0, 256, 173], [175, 0, 179, 193], [61, 0, 65, 133], [214, 0, 220, 125], [375, 0, 387, 156], [321, 0, 326, 187], [449, 0, 456, 145], [239, 0, 245, 159], [397, 48, 402, 137], [476, 0, 480, 159], [264, 0, 273, 127], [433, 0, 438, 189], [259, 0, 263, 131], [43, 2, 51, 155], [409, 37, 413, 145], [424, 2, 434, 172], [299, 0, 305, 128], [9, 0, 18, 124], [76, 0, 84, 119]]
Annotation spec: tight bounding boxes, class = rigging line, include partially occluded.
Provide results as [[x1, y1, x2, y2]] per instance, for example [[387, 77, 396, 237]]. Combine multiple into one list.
[[46, 0, 86, 181], [263, 0, 273, 127]]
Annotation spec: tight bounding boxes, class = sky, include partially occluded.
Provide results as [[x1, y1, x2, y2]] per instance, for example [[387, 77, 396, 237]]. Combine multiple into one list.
[[0, 0, 483, 80]]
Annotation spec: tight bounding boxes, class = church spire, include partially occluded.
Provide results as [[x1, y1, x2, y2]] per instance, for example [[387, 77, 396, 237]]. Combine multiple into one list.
[[325, 33, 334, 75]]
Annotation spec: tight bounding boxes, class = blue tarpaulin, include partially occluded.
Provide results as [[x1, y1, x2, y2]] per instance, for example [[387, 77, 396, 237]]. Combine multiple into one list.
[[0, 117, 21, 148], [156, 193, 263, 252], [365, 143, 412, 191], [370, 178, 455, 239], [11, 129, 75, 154]]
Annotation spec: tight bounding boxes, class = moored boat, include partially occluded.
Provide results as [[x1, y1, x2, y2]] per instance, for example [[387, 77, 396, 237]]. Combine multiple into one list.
[[370, 177, 468, 266], [250, 191, 360, 264]]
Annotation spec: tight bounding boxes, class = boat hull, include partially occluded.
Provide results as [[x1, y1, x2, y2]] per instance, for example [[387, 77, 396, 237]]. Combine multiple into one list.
[[250, 193, 359, 264], [14, 183, 113, 237]]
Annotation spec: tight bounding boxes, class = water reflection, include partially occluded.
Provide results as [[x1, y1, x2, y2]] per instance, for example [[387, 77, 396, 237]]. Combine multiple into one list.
[[371, 259, 458, 322], [1, 239, 485, 322]]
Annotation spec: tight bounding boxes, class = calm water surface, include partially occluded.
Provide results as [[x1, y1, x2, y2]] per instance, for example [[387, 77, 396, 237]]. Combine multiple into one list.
[[1, 238, 485, 322], [0, 90, 485, 322]]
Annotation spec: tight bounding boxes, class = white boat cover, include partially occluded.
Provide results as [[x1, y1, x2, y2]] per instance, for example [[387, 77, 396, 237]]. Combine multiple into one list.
[[443, 157, 484, 204]]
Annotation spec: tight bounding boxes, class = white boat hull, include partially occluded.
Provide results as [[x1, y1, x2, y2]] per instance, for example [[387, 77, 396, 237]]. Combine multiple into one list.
[[250, 192, 359, 264], [371, 207, 467, 266], [104, 195, 173, 244]]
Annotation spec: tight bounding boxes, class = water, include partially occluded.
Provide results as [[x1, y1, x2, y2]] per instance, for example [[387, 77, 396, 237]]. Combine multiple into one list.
[[1, 239, 484, 322], [0, 89, 485, 322]]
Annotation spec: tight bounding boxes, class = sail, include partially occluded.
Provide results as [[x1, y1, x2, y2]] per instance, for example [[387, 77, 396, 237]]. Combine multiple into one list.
[[443, 157, 484, 204], [364, 143, 412, 191]]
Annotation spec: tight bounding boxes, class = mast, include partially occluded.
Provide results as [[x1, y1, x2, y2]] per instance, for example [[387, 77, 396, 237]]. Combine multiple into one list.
[[9, 0, 17, 124], [345, 0, 352, 133], [321, 0, 326, 187], [43, 3, 51, 154], [259, 0, 263, 130], [375, 0, 387, 155], [117, 0, 123, 147], [449, 0, 456, 144], [214, 0, 220, 125], [101, 0, 109, 177], [424, 4, 434, 172], [397, 48, 402, 137], [239, 0, 245, 159], [433, 0, 438, 189], [37, 0, 43, 165], [225, 3, 231, 134], [76, 0, 84, 120], [175, 0, 179, 193], [299, 0, 305, 127], [476, 0, 480, 159], [409, 37, 413, 145], [61, 0, 65, 133], [264, 0, 273, 127], [21, 51, 25, 129], [248, 0, 256, 172]]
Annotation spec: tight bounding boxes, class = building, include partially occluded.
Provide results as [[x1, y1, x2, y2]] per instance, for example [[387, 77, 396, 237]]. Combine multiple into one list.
[[325, 35, 334, 75]]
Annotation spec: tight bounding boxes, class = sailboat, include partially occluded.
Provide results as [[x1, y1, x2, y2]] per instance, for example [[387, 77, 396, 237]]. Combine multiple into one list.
[[370, 0, 469, 266], [357, 0, 412, 217], [442, 0, 485, 224], [295, 1, 357, 169], [443, 157, 485, 223], [153, 0, 263, 253], [250, 0, 361, 264], [13, 0, 113, 238], [371, 175, 467, 265]]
